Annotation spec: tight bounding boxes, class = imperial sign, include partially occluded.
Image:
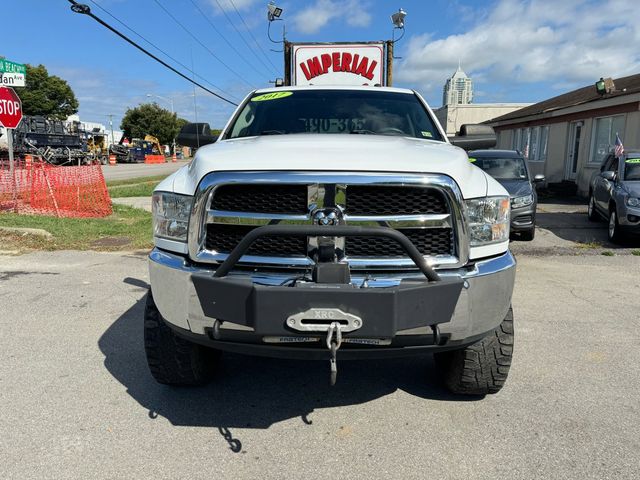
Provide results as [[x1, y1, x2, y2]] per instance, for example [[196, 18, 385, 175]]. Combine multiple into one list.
[[0, 87, 23, 129], [293, 43, 385, 86]]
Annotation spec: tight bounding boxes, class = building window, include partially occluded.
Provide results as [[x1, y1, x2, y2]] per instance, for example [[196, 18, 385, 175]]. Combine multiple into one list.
[[513, 126, 549, 162], [511, 128, 522, 150], [539, 126, 549, 162], [589, 115, 626, 164]]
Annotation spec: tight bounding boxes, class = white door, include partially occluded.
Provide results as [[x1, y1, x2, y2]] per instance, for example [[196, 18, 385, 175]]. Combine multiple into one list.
[[565, 121, 582, 180]]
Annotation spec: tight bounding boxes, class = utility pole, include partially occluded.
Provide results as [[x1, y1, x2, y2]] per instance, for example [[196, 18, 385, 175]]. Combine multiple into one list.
[[107, 114, 115, 146]]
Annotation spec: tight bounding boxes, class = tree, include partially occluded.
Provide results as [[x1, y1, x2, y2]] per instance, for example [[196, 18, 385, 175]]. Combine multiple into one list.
[[120, 103, 186, 145], [16, 64, 79, 120]]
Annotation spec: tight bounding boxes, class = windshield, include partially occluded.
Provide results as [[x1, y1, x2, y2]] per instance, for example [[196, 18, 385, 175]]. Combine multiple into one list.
[[225, 89, 444, 141], [470, 156, 529, 180], [623, 157, 640, 181]]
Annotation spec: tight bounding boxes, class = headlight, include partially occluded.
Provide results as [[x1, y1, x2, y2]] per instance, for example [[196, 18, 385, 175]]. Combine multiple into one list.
[[626, 197, 640, 207], [465, 196, 510, 246], [511, 194, 533, 208], [152, 192, 192, 242]]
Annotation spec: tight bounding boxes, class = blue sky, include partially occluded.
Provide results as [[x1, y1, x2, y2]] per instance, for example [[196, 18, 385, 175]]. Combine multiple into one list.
[[2, 0, 638, 129]]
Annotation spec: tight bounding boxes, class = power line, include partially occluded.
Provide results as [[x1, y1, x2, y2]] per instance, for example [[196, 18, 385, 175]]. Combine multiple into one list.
[[227, 0, 280, 74], [67, 1, 238, 106], [187, 0, 271, 79], [213, 0, 278, 77], [87, 0, 239, 102], [151, 0, 254, 89]]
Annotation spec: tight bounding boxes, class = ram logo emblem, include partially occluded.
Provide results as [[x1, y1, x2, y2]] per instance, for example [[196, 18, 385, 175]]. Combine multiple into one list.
[[313, 208, 341, 226]]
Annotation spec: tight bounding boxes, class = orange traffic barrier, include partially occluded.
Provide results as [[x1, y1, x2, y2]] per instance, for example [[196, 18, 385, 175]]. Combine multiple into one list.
[[171, 152, 177, 163], [144, 154, 165, 164], [1, 158, 112, 218], [109, 154, 117, 165], [25, 154, 33, 169]]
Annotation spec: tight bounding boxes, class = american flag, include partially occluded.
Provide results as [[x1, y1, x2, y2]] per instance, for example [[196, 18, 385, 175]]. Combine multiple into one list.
[[614, 133, 625, 157]]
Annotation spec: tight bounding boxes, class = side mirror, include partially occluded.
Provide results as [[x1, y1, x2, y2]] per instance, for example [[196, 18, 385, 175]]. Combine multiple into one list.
[[600, 171, 616, 181], [533, 174, 545, 183], [176, 122, 217, 149], [450, 124, 497, 151]]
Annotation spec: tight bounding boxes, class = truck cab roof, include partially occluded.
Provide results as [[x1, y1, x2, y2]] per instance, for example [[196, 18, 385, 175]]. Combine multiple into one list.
[[251, 85, 417, 96]]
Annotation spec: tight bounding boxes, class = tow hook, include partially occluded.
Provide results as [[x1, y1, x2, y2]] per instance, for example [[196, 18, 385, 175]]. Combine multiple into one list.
[[325, 322, 343, 386]]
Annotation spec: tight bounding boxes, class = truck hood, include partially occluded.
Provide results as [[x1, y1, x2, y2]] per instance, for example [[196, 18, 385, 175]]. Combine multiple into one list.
[[167, 134, 503, 199]]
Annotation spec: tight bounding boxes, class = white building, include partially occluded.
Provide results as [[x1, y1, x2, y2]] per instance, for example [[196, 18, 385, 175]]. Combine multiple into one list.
[[487, 73, 640, 195], [442, 64, 473, 106], [434, 103, 532, 136]]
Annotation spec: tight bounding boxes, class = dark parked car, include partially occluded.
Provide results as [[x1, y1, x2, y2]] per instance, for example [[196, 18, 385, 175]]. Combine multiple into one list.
[[468, 150, 545, 241], [588, 151, 640, 243]]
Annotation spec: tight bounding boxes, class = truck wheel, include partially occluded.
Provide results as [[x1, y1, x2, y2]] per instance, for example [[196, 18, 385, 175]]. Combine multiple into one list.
[[435, 306, 514, 395], [144, 292, 219, 386], [519, 228, 535, 241]]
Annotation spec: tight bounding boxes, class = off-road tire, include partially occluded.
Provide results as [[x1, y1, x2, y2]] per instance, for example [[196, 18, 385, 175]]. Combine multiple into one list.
[[519, 228, 535, 241], [144, 292, 219, 386], [587, 194, 599, 221], [435, 306, 514, 395]]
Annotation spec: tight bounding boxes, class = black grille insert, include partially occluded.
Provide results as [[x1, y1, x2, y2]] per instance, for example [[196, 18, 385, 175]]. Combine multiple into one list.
[[206, 225, 453, 258], [346, 185, 448, 216], [346, 228, 453, 257], [206, 224, 307, 257], [211, 184, 308, 214]]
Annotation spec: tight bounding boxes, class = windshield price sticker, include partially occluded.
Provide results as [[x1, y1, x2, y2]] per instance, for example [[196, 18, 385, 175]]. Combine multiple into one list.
[[468, 157, 477, 163], [251, 91, 293, 102], [625, 158, 640, 164], [421, 131, 433, 138], [304, 117, 365, 133]]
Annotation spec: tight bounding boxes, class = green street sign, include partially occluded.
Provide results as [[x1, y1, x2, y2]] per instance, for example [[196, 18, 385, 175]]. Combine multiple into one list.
[[0, 59, 26, 75]]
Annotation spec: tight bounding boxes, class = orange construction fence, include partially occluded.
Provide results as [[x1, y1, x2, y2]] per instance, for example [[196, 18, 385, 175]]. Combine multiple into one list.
[[144, 154, 165, 164], [0, 157, 112, 218]]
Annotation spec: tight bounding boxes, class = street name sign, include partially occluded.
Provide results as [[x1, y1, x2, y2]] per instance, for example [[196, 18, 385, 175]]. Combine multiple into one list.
[[0, 59, 26, 87]]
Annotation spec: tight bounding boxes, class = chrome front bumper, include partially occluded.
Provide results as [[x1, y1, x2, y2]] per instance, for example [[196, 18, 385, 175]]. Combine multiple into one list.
[[149, 248, 516, 344]]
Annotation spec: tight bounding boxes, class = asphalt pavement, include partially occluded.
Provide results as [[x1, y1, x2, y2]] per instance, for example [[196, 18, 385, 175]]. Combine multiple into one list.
[[102, 160, 189, 182], [1, 250, 639, 479]]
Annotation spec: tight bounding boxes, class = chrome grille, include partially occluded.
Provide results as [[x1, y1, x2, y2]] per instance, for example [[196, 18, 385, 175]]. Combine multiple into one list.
[[188, 172, 468, 270]]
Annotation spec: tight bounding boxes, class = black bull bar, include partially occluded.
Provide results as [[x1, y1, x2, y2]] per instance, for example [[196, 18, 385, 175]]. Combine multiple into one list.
[[191, 225, 464, 340]]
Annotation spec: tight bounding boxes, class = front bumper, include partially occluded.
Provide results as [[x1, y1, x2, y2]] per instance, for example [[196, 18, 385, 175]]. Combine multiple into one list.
[[149, 248, 516, 353], [510, 203, 536, 232], [617, 203, 640, 229]]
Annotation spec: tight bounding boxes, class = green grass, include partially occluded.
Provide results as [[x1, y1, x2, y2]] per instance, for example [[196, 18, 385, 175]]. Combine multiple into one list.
[[601, 251, 615, 256], [632, 250, 640, 256], [0, 204, 152, 252], [106, 175, 167, 198]]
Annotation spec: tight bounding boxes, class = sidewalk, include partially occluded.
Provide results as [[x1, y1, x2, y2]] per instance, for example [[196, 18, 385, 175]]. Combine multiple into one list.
[[111, 197, 152, 212]]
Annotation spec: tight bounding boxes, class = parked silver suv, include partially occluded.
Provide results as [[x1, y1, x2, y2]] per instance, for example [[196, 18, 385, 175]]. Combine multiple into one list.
[[588, 151, 640, 243]]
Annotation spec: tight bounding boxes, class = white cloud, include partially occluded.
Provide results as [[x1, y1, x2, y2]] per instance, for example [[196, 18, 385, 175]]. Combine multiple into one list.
[[396, 0, 640, 102], [291, 0, 372, 35]]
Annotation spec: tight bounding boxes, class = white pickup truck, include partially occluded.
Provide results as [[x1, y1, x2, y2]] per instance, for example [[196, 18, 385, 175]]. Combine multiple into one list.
[[146, 86, 515, 394]]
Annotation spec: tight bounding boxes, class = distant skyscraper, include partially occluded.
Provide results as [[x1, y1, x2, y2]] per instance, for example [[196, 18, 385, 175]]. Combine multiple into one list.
[[442, 63, 473, 106]]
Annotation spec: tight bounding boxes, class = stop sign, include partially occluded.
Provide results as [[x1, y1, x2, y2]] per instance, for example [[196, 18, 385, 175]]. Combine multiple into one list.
[[0, 86, 23, 129]]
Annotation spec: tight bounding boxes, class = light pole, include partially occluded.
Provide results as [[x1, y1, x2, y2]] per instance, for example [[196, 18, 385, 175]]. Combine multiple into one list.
[[146, 93, 176, 157]]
